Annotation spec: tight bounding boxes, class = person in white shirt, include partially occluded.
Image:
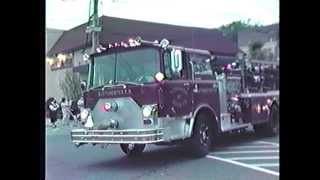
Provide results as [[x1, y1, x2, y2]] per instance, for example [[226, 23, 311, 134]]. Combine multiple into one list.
[[60, 97, 70, 125]]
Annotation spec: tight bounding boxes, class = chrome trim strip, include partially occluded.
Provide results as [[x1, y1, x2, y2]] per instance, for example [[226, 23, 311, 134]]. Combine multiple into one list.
[[72, 133, 163, 138], [71, 128, 164, 144], [240, 91, 279, 98], [71, 128, 164, 133], [227, 76, 241, 80], [72, 139, 164, 144]]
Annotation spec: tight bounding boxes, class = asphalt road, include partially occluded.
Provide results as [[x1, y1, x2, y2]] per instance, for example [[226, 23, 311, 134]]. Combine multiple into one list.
[[46, 127, 279, 180]]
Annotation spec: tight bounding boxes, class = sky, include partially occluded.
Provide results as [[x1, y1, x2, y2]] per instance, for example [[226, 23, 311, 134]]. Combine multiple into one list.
[[46, 0, 279, 30]]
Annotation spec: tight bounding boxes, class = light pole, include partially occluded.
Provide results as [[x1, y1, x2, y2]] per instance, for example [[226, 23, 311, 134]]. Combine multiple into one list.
[[85, 0, 102, 55]]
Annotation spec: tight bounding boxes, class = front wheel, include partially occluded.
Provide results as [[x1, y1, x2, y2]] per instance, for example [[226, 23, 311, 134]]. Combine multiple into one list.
[[120, 144, 146, 157], [189, 115, 213, 157]]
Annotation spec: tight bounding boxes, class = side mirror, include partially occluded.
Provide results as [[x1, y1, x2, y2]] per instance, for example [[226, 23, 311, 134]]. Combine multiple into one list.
[[170, 49, 183, 74]]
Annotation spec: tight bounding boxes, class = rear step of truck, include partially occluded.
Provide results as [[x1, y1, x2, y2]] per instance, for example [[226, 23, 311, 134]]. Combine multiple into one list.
[[220, 113, 250, 132], [221, 122, 250, 132]]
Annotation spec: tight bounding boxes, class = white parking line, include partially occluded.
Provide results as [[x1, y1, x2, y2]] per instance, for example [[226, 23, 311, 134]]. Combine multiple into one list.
[[249, 163, 279, 167], [255, 141, 279, 147], [229, 156, 279, 160], [216, 145, 278, 150], [206, 155, 279, 176], [213, 150, 279, 154]]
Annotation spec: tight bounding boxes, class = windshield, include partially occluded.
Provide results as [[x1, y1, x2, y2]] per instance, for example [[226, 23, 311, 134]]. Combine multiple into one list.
[[90, 48, 160, 88]]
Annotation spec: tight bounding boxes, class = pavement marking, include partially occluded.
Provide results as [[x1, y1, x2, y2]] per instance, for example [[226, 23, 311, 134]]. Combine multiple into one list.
[[249, 163, 279, 167], [206, 155, 279, 176], [213, 150, 279, 154], [216, 145, 278, 150], [254, 141, 279, 147], [229, 156, 279, 160]]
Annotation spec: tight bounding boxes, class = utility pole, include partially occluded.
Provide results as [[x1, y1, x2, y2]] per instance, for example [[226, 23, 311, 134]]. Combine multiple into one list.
[[86, 0, 102, 54]]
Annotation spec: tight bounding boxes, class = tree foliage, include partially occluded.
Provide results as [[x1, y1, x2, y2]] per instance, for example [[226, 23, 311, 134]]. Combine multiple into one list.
[[218, 19, 262, 39], [249, 41, 265, 59], [59, 71, 82, 101]]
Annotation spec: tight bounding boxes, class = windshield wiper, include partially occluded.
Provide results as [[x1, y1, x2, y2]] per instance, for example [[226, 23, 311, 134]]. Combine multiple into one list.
[[89, 81, 142, 91], [115, 80, 143, 86], [89, 81, 113, 90], [90, 84, 124, 91], [89, 84, 108, 90], [90, 85, 104, 90], [101, 82, 139, 91]]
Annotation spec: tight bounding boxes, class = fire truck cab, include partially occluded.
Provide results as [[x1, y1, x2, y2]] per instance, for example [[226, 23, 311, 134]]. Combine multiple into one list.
[[71, 37, 279, 157]]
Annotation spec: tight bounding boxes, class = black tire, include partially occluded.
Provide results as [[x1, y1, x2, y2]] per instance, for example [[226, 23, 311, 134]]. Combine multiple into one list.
[[254, 105, 279, 136], [120, 144, 146, 157], [253, 125, 264, 135], [189, 114, 213, 157]]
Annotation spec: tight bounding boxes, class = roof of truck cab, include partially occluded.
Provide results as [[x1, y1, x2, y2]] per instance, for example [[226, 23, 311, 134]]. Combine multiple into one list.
[[47, 16, 238, 57]]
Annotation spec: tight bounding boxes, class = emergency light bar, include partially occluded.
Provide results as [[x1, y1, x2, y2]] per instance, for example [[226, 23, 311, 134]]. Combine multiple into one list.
[[93, 36, 235, 60]]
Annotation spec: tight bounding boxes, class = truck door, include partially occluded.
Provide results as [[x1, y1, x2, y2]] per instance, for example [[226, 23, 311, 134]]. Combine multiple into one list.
[[189, 54, 220, 115], [161, 50, 193, 117]]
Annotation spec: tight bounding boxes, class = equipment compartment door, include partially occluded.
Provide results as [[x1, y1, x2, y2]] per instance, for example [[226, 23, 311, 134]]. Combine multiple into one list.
[[240, 95, 270, 124]]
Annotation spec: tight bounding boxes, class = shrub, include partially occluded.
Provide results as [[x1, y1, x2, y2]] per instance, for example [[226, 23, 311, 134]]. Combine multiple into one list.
[[59, 71, 82, 101]]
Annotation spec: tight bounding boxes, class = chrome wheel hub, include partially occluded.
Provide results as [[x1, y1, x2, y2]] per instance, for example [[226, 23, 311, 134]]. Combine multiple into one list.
[[199, 125, 209, 147], [128, 144, 135, 151]]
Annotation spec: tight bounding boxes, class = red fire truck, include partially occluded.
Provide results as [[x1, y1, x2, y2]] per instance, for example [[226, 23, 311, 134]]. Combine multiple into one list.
[[71, 37, 279, 157]]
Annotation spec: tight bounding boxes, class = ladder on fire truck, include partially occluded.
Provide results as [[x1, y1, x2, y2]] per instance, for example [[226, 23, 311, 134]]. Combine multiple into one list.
[[215, 51, 279, 132], [250, 59, 279, 66], [223, 59, 279, 132]]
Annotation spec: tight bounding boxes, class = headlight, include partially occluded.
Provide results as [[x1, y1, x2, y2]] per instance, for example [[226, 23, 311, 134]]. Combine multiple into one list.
[[80, 109, 90, 121], [142, 105, 156, 118]]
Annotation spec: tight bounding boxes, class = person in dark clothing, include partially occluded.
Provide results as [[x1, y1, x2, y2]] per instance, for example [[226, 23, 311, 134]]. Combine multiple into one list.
[[46, 98, 60, 128], [56, 102, 63, 120], [70, 100, 80, 121]]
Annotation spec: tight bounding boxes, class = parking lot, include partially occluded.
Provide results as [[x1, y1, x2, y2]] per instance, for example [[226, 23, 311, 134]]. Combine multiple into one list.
[[46, 126, 279, 180], [208, 139, 279, 176]]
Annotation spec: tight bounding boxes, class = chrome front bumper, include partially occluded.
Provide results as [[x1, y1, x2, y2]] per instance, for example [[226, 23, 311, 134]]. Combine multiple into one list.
[[71, 128, 164, 144]]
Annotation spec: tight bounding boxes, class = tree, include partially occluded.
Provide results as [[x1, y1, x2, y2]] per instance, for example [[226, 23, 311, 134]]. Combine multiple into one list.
[[249, 41, 264, 59], [218, 19, 261, 40], [59, 71, 82, 101]]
